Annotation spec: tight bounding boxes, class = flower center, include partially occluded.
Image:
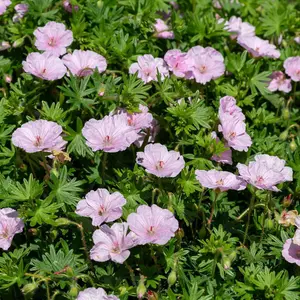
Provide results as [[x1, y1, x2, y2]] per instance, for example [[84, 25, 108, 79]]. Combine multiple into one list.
[[199, 65, 207, 73], [0, 226, 9, 239], [103, 135, 112, 146], [228, 131, 236, 140], [98, 205, 105, 216], [78, 67, 93, 77], [34, 136, 42, 147], [127, 117, 134, 126], [255, 176, 264, 185], [216, 178, 224, 186], [156, 161, 164, 170], [111, 243, 121, 254], [147, 226, 155, 235], [48, 37, 56, 46]]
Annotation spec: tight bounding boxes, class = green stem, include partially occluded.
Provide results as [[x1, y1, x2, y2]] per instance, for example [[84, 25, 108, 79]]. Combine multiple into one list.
[[101, 152, 108, 180], [45, 281, 50, 300], [243, 191, 256, 245], [124, 261, 136, 286], [260, 191, 272, 242], [211, 249, 220, 278], [208, 190, 219, 228], [236, 203, 266, 221]]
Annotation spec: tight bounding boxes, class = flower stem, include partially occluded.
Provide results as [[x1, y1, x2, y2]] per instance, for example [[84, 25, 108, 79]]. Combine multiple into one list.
[[101, 152, 108, 180], [243, 191, 256, 245], [124, 261, 136, 286], [236, 203, 266, 221], [260, 191, 271, 242], [208, 190, 218, 228]]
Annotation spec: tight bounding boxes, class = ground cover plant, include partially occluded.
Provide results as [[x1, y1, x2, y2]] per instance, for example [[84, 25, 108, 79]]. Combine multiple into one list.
[[0, 0, 300, 299]]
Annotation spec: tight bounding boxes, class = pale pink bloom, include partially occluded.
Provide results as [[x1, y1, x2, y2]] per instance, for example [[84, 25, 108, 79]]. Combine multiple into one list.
[[63, 0, 79, 13], [129, 54, 169, 83], [0, 0, 11, 15], [154, 19, 174, 39], [15, 3, 28, 14], [82, 114, 139, 153], [34, 21, 73, 56], [127, 204, 179, 245], [134, 118, 160, 148], [12, 120, 67, 153], [254, 154, 293, 182], [268, 71, 291, 93], [0, 41, 10, 51], [195, 170, 246, 191], [237, 158, 288, 191], [294, 37, 300, 44], [62, 50, 107, 77], [124, 104, 153, 132], [4, 74, 12, 83], [76, 189, 126, 226], [90, 223, 136, 264], [0, 208, 24, 250], [164, 49, 189, 78], [284, 56, 300, 82], [211, 132, 232, 165], [136, 143, 185, 177], [237, 36, 280, 59], [77, 287, 119, 300], [293, 229, 300, 246], [218, 96, 245, 122], [22, 52, 66, 80], [218, 115, 252, 151], [224, 16, 255, 38], [282, 239, 300, 266], [186, 46, 225, 84]]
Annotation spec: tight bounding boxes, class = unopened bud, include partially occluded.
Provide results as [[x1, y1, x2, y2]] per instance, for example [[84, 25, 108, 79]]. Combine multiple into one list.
[[13, 37, 25, 48], [4, 74, 12, 83], [22, 282, 38, 294], [168, 270, 177, 286], [283, 194, 292, 208], [98, 86, 105, 96], [137, 276, 146, 299], [97, 0, 103, 8], [199, 224, 206, 239], [222, 256, 231, 270], [69, 284, 79, 297], [282, 108, 290, 120], [147, 291, 158, 300], [0, 41, 11, 51], [28, 228, 38, 236], [175, 227, 184, 240], [279, 130, 289, 141], [290, 139, 297, 152], [265, 218, 274, 230], [53, 218, 72, 227]]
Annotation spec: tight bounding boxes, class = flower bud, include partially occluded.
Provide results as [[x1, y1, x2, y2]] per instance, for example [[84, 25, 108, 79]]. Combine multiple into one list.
[[147, 291, 158, 300], [53, 218, 72, 227], [69, 284, 79, 297], [168, 270, 177, 286], [282, 108, 290, 120], [22, 282, 39, 295], [13, 37, 25, 48], [137, 276, 146, 299], [290, 140, 297, 152], [222, 256, 231, 270], [28, 228, 38, 236], [98, 86, 105, 96], [0, 41, 10, 51], [199, 224, 206, 239], [4, 74, 12, 83], [97, 1, 103, 8], [265, 218, 274, 230], [175, 227, 184, 240], [283, 194, 292, 208], [279, 130, 289, 141]]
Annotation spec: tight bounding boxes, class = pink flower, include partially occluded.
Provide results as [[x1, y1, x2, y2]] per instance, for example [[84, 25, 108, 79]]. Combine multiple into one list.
[[77, 287, 119, 300], [164, 49, 189, 78], [62, 50, 107, 77], [15, 3, 28, 14], [211, 132, 232, 165], [129, 54, 169, 83], [63, 0, 79, 13], [34, 21, 73, 56], [90, 223, 136, 264], [282, 239, 300, 266], [134, 118, 160, 148], [0, 0, 11, 15], [0, 208, 24, 251], [218, 96, 245, 122], [268, 71, 292, 93], [237, 36, 280, 59], [75, 189, 126, 226], [22, 52, 66, 80], [185, 46, 225, 84], [82, 114, 139, 153], [218, 115, 252, 151], [284, 56, 300, 82], [0, 41, 10, 51], [195, 170, 246, 191], [254, 154, 293, 182], [136, 143, 185, 177], [12, 119, 67, 153], [224, 16, 255, 39], [127, 204, 179, 245], [154, 19, 174, 39], [237, 154, 292, 191]]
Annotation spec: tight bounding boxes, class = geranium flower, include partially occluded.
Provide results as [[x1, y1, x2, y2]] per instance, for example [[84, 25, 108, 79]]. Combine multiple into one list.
[[153, 19, 174, 39], [82, 114, 139, 153], [90, 223, 136, 264], [136, 143, 185, 177], [278, 210, 298, 227], [211, 132, 232, 165], [12, 120, 67, 153], [284, 56, 300, 82], [76, 188, 126, 226], [77, 287, 119, 300], [33, 21, 73, 56], [14, 3, 28, 14], [22, 52, 67, 80], [129, 54, 169, 83], [0, 0, 11, 15], [62, 50, 107, 77], [0, 208, 24, 251], [218, 115, 252, 151], [237, 36, 280, 59], [164, 49, 189, 78], [218, 96, 245, 122], [185, 46, 225, 84], [268, 71, 292, 93], [282, 239, 300, 266], [224, 16, 255, 38], [127, 204, 179, 245], [63, 0, 79, 13], [195, 169, 246, 191]]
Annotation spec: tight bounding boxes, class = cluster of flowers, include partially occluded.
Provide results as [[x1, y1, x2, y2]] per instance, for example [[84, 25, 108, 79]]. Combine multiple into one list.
[[22, 21, 107, 80], [279, 211, 300, 266], [12, 3, 28, 22], [129, 46, 225, 85]]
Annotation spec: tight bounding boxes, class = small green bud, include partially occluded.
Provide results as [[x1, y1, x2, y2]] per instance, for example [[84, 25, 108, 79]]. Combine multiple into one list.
[[69, 284, 79, 297], [50, 229, 58, 240], [168, 270, 177, 286], [175, 227, 184, 240], [266, 218, 274, 230], [13, 37, 25, 48], [222, 256, 231, 270], [282, 108, 290, 120], [199, 224, 206, 239], [137, 276, 147, 299], [283, 194, 292, 208], [290, 140, 297, 152], [97, 1, 103, 8], [22, 282, 38, 295], [53, 218, 72, 227], [279, 130, 289, 141]]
